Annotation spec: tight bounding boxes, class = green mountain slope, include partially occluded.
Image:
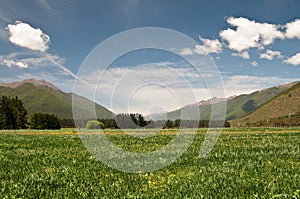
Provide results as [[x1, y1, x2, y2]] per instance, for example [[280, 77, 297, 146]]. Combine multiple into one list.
[[231, 82, 300, 127], [150, 82, 298, 121], [0, 79, 113, 119], [225, 82, 298, 120]]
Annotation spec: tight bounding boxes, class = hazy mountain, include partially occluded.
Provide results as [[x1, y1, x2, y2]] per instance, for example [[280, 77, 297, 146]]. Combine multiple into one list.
[[1, 79, 298, 125], [148, 81, 298, 121], [0, 79, 113, 119]]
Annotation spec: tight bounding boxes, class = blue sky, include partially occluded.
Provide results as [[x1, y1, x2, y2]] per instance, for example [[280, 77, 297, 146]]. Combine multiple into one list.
[[0, 0, 299, 114]]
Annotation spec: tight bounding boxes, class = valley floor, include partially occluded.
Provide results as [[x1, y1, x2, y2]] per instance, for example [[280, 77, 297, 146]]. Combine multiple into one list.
[[0, 128, 299, 198], [0, 127, 299, 135]]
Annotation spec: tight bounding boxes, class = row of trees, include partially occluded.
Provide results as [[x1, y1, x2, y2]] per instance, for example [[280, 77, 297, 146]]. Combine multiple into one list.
[[0, 95, 229, 130], [0, 95, 61, 130], [30, 113, 61, 129], [74, 113, 230, 129], [114, 113, 149, 129]]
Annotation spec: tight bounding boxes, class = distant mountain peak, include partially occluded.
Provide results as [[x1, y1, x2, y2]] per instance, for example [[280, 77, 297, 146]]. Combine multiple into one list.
[[0, 78, 60, 91]]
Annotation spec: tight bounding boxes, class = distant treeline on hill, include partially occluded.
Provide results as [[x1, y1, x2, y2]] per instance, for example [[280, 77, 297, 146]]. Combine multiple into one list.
[[61, 113, 231, 129]]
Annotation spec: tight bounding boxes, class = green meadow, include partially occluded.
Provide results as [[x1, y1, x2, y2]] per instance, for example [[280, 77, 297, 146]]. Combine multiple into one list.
[[0, 129, 299, 198]]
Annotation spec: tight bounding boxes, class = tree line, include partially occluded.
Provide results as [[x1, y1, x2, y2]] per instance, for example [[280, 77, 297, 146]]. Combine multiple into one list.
[[30, 113, 61, 130], [69, 113, 230, 129], [0, 95, 60, 130], [0, 95, 230, 130]]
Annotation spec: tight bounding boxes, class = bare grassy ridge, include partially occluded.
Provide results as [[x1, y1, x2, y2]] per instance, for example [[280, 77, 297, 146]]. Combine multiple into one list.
[[162, 81, 298, 121], [0, 129, 299, 198], [231, 82, 300, 127]]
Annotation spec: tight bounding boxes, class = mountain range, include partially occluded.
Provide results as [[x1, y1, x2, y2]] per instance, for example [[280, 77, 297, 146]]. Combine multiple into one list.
[[148, 81, 298, 121], [0, 78, 299, 127]]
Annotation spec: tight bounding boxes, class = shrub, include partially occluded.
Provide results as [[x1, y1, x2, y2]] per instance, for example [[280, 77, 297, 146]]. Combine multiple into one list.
[[85, 120, 105, 129]]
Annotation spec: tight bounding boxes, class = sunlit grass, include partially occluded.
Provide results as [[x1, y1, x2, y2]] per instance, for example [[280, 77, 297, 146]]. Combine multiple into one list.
[[0, 129, 299, 198]]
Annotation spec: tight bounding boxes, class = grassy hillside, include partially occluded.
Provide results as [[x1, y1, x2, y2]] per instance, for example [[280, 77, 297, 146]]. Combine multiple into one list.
[[231, 82, 300, 127], [225, 84, 296, 120], [160, 82, 298, 121], [0, 81, 113, 119]]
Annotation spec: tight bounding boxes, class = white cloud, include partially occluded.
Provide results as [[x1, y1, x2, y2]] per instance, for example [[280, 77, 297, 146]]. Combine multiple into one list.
[[283, 53, 300, 66], [0, 53, 28, 68], [179, 37, 222, 55], [0, 52, 63, 69], [73, 62, 222, 115], [220, 17, 284, 51], [2, 59, 28, 68], [179, 47, 193, 55], [194, 37, 222, 54], [260, 49, 283, 60], [251, 61, 258, 67], [0, 52, 82, 80], [285, 19, 300, 39], [6, 21, 50, 52], [232, 51, 250, 59], [0, 51, 92, 90], [223, 75, 298, 97]]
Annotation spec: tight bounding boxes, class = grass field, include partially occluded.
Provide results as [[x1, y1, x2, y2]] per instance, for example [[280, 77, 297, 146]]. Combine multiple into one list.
[[0, 128, 299, 198]]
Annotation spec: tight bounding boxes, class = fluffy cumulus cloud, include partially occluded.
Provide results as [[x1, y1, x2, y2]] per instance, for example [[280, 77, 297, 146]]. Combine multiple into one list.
[[285, 19, 300, 39], [232, 51, 250, 59], [3, 22, 79, 78], [260, 50, 283, 60], [179, 37, 222, 55], [220, 17, 284, 52], [283, 53, 300, 66], [6, 21, 50, 52]]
